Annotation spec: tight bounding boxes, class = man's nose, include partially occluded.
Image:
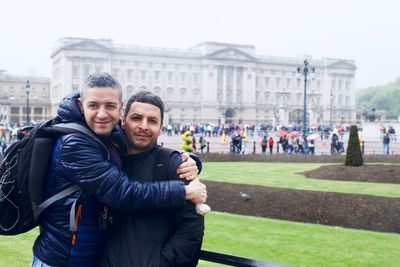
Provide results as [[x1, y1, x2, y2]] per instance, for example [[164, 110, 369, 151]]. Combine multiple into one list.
[[97, 107, 108, 119], [138, 119, 149, 129]]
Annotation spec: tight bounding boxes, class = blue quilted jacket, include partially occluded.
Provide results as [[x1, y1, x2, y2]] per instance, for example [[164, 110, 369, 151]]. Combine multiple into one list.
[[32, 92, 186, 266]]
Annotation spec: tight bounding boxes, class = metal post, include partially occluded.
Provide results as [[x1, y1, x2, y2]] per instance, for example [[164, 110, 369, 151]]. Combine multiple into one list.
[[297, 60, 315, 139], [25, 80, 31, 125], [303, 73, 307, 138], [253, 141, 256, 154], [206, 141, 209, 153], [330, 92, 333, 127]]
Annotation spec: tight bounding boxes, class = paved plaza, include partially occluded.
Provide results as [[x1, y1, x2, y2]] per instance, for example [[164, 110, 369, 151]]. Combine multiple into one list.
[[158, 128, 400, 156]]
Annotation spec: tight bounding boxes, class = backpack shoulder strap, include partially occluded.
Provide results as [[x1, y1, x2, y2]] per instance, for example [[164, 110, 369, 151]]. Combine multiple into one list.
[[154, 147, 177, 180], [51, 122, 110, 161], [33, 185, 80, 219]]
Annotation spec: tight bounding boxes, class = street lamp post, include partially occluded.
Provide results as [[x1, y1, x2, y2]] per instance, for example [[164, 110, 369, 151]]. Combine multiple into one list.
[[25, 80, 30, 125], [330, 91, 333, 127], [297, 60, 315, 137]]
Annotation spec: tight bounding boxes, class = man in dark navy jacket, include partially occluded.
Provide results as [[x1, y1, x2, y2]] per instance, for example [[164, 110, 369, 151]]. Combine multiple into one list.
[[31, 73, 206, 267], [101, 91, 205, 267]]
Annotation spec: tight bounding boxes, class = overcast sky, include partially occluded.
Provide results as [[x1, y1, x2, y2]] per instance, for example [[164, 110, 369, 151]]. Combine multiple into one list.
[[1, 0, 399, 89]]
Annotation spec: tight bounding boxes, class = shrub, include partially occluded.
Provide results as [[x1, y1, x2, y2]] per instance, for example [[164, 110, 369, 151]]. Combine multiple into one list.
[[181, 130, 194, 152], [345, 125, 363, 166]]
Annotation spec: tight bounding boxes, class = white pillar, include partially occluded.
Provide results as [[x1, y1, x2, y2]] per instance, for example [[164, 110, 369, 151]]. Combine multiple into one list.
[[222, 66, 226, 103], [233, 67, 237, 103]]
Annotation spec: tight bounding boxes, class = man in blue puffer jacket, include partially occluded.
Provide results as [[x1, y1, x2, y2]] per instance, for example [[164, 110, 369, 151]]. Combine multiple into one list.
[[31, 72, 207, 267]]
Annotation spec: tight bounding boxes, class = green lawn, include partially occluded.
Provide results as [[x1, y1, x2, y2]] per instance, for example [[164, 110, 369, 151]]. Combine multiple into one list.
[[201, 162, 400, 198], [198, 212, 400, 267], [1, 213, 399, 267], [0, 229, 38, 266]]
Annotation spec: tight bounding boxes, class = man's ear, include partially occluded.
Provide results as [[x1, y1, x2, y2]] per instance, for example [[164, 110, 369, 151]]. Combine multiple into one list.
[[119, 101, 124, 115], [77, 98, 84, 113], [121, 115, 126, 129]]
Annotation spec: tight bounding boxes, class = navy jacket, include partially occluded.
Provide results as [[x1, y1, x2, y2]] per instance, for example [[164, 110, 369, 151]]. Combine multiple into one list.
[[33, 92, 186, 266]]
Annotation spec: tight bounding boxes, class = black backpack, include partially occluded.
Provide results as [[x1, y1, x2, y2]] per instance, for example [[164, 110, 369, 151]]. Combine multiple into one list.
[[0, 118, 103, 235]]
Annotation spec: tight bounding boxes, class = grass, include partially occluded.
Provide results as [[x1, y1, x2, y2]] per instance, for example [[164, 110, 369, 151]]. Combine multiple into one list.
[[0, 229, 38, 266], [201, 162, 400, 198], [1, 213, 399, 267], [198, 212, 400, 267]]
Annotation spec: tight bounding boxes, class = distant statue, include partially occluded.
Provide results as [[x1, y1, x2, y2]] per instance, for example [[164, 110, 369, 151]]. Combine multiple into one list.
[[363, 107, 376, 122]]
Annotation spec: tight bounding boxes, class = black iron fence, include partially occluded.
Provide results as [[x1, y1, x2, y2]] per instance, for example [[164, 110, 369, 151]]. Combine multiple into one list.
[[199, 250, 292, 267]]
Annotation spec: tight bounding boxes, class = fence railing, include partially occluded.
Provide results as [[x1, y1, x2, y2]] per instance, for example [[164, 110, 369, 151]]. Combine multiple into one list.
[[199, 250, 293, 267]]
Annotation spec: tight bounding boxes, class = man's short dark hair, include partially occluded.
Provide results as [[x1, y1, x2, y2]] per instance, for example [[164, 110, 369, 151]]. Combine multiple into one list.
[[124, 91, 165, 123], [81, 72, 122, 100]]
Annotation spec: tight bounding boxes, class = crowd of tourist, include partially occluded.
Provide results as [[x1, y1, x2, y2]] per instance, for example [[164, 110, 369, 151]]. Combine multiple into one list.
[[1, 121, 398, 157], [160, 122, 353, 155]]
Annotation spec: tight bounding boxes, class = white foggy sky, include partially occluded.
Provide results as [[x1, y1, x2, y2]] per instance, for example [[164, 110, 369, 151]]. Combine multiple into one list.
[[1, 0, 399, 89]]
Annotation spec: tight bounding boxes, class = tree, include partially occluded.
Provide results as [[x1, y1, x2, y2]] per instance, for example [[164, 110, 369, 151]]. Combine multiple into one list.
[[345, 125, 363, 166], [357, 77, 400, 117]]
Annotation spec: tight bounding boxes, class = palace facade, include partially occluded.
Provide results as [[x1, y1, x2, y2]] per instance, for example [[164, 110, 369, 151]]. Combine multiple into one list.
[[50, 37, 357, 126], [0, 70, 52, 126]]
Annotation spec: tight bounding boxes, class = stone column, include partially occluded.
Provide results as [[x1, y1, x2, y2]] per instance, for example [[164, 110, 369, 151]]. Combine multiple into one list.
[[233, 66, 237, 103], [222, 66, 226, 103]]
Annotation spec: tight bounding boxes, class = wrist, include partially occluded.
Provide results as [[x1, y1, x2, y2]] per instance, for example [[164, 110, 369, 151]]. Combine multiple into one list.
[[184, 185, 191, 200]]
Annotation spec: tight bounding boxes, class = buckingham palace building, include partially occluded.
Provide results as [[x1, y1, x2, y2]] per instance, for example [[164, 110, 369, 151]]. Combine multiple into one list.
[[50, 37, 357, 127]]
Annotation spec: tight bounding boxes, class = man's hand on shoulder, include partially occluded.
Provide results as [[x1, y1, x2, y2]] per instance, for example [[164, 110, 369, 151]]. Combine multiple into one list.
[[177, 152, 198, 181]]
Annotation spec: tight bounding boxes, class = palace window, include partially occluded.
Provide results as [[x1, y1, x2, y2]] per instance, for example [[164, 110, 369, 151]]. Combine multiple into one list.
[[141, 70, 147, 81], [193, 73, 199, 82], [180, 88, 187, 101], [346, 81, 350, 90], [276, 78, 280, 87], [168, 71, 174, 81], [72, 66, 80, 77], [345, 96, 350, 106], [84, 65, 91, 77], [154, 71, 160, 82], [180, 72, 186, 82], [127, 69, 133, 80], [265, 77, 270, 87], [34, 107, 42, 114], [11, 107, 19, 114], [112, 68, 119, 78]]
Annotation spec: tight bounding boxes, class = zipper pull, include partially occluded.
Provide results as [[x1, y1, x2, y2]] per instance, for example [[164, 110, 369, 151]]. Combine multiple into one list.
[[102, 207, 108, 220]]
